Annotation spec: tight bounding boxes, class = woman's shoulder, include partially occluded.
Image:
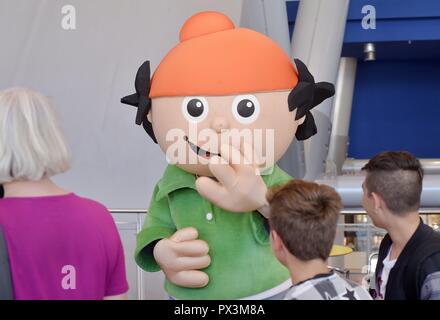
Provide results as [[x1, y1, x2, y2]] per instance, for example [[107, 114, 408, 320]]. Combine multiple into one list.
[[0, 193, 115, 227], [70, 194, 106, 209], [69, 194, 111, 217], [68, 194, 118, 233]]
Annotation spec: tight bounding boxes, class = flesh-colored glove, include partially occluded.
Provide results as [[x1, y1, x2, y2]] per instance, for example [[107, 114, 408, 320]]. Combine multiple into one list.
[[153, 227, 211, 288], [196, 144, 268, 212]]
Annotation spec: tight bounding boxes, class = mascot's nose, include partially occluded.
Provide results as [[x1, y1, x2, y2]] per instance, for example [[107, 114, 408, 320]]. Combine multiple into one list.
[[211, 117, 229, 133]]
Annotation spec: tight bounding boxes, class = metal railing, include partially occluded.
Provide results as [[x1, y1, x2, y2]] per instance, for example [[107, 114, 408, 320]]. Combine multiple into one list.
[[109, 208, 440, 287], [343, 158, 440, 175], [109, 209, 147, 300], [341, 208, 440, 215], [109, 208, 440, 215], [109, 209, 148, 214]]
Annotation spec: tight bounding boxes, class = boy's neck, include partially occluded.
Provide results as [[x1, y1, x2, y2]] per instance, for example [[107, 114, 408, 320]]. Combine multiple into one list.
[[3, 178, 68, 198], [385, 211, 420, 260], [286, 256, 330, 285]]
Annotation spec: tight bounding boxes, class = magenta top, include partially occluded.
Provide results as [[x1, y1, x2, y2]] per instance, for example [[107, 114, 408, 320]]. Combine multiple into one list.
[[0, 193, 129, 300]]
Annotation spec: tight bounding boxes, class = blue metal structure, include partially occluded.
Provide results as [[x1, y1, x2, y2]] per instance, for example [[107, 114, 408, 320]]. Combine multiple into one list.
[[287, 0, 440, 158]]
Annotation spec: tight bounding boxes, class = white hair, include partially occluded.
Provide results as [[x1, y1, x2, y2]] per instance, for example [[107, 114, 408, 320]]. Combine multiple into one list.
[[0, 87, 70, 183]]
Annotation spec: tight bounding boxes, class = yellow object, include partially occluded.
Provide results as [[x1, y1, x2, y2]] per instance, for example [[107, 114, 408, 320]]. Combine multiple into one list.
[[330, 245, 353, 257]]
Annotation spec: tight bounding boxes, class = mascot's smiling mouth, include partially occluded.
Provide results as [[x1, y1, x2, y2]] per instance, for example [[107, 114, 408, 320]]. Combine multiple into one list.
[[184, 136, 220, 159]]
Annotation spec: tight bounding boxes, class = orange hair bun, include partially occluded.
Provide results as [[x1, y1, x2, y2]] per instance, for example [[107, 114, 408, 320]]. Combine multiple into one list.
[[180, 11, 235, 42], [150, 11, 298, 98]]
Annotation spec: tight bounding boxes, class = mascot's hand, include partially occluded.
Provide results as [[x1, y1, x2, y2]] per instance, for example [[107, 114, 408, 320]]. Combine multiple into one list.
[[196, 144, 268, 212], [153, 227, 211, 288]]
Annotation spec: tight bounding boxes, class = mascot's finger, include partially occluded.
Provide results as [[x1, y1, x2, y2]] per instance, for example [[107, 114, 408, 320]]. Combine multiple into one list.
[[170, 227, 199, 243], [220, 144, 253, 174], [208, 155, 237, 188], [239, 141, 265, 173], [174, 239, 209, 257], [176, 255, 211, 271], [172, 270, 210, 288], [195, 176, 229, 205]]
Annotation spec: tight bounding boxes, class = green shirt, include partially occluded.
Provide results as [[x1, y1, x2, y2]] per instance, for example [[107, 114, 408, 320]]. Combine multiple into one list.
[[135, 164, 292, 299]]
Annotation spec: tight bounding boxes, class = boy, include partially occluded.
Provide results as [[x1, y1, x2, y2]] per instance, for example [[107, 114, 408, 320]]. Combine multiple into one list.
[[362, 151, 440, 300], [268, 180, 372, 300]]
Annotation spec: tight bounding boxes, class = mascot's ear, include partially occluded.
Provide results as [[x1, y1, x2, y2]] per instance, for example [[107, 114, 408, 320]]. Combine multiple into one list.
[[288, 59, 335, 140], [121, 61, 158, 143]]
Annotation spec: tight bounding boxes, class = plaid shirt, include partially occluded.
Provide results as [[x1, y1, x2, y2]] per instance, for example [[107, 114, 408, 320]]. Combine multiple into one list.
[[284, 272, 372, 300]]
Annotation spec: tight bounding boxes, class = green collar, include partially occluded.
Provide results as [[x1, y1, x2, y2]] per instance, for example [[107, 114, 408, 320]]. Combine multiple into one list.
[[155, 165, 274, 201], [155, 165, 197, 201]]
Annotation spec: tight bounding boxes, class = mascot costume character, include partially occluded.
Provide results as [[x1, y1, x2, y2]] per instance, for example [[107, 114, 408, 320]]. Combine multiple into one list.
[[122, 11, 335, 299]]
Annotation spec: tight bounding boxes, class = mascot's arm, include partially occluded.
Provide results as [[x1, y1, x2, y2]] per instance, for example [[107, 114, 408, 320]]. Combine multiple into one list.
[[134, 185, 176, 272]]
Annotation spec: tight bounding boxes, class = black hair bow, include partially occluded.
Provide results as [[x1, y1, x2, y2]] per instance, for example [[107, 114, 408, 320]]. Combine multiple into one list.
[[288, 59, 335, 141], [121, 61, 157, 143]]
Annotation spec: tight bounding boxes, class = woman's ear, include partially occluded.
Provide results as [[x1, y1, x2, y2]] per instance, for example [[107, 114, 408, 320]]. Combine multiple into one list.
[[147, 109, 152, 123]]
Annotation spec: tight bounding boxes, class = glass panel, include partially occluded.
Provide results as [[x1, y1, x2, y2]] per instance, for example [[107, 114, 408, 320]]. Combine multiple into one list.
[[337, 212, 440, 289]]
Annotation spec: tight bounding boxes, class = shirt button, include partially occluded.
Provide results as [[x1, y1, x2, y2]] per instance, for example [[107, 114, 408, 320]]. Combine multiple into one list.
[[206, 212, 213, 221]]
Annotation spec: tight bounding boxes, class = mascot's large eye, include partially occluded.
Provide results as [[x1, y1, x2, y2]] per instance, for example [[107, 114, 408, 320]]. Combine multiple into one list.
[[182, 97, 209, 123], [231, 95, 260, 124]]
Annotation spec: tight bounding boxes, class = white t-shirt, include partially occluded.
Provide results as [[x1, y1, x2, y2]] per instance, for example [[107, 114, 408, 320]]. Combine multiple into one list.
[[377, 248, 397, 300]]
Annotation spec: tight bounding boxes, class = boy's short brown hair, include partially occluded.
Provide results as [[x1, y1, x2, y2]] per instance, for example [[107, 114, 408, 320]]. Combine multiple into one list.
[[362, 151, 423, 215], [267, 180, 342, 261]]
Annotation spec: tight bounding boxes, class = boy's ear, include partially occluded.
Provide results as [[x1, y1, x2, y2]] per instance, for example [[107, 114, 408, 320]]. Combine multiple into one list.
[[270, 230, 283, 251], [271, 230, 288, 265], [371, 192, 385, 213], [270, 229, 276, 242]]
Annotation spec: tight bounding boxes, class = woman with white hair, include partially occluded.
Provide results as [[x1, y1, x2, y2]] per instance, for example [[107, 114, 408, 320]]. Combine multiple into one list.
[[0, 87, 128, 300]]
